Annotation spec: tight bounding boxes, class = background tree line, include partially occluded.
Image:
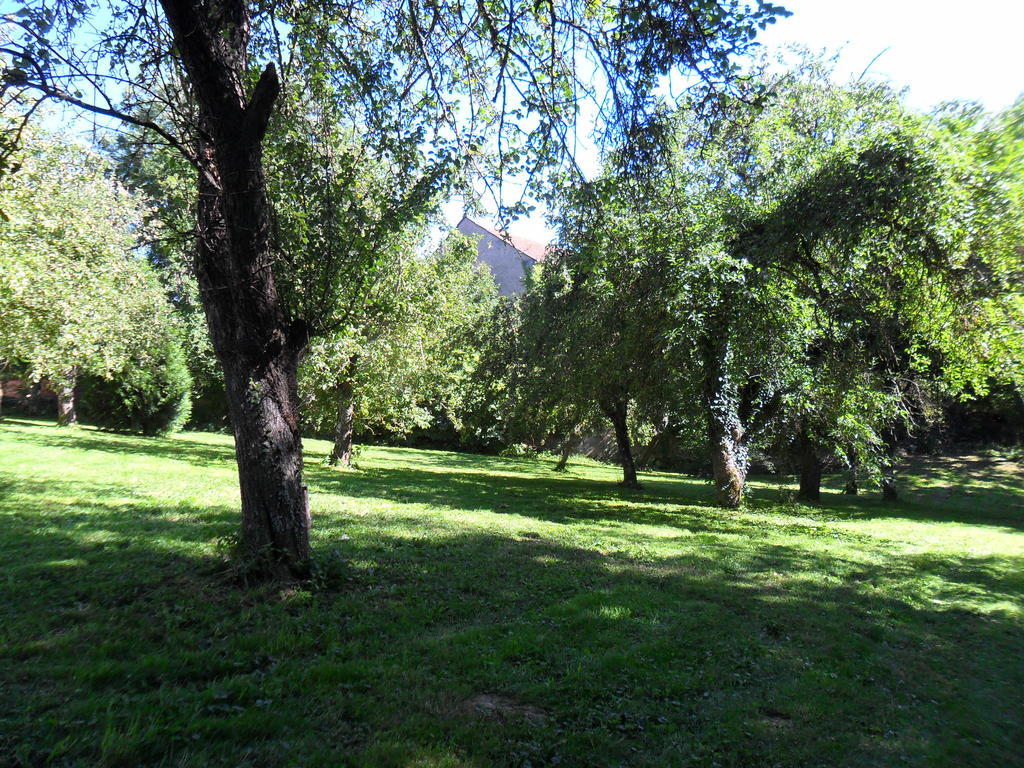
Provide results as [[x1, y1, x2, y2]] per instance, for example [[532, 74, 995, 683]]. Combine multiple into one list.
[[1, 2, 1020, 576], [2, 55, 1021, 512], [479, 56, 1023, 505]]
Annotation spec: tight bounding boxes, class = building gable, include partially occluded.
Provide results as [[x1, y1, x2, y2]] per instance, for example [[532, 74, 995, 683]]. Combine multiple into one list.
[[457, 216, 547, 296]]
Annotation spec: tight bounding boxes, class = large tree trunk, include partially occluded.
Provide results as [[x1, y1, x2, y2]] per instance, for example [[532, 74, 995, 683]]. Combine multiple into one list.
[[795, 426, 822, 503], [708, 417, 746, 507], [55, 366, 78, 426], [160, 1, 310, 577], [193, 148, 311, 575], [221, 354, 309, 571], [602, 398, 640, 488], [328, 366, 357, 468]]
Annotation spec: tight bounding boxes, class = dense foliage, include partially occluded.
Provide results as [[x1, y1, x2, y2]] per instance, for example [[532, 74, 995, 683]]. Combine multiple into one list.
[[0, 126, 190, 431], [78, 335, 193, 435], [520, 60, 1023, 505], [300, 234, 497, 464]]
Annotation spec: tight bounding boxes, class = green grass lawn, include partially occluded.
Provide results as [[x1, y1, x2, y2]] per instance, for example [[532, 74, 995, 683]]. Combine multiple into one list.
[[1, 418, 1022, 767]]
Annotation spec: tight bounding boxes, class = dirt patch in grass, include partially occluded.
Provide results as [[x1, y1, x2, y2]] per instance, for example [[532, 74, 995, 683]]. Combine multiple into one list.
[[760, 707, 793, 729], [461, 694, 549, 724]]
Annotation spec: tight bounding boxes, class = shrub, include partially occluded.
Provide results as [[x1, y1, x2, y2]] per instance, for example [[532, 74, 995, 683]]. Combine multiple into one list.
[[80, 336, 192, 435]]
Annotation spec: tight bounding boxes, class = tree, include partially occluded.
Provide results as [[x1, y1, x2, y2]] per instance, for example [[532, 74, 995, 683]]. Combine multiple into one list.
[[300, 233, 497, 466], [525, 114, 807, 500], [2, 0, 785, 575], [523, 175, 682, 488], [688, 65, 1024, 504], [0, 128, 184, 426], [532, 56, 1022, 507]]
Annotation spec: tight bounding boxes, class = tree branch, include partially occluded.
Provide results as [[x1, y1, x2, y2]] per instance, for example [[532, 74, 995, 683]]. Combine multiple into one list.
[[245, 63, 280, 140]]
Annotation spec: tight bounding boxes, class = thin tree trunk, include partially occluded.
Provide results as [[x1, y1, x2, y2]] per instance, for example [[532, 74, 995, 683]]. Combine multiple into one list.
[[880, 434, 900, 502], [554, 438, 573, 472], [603, 398, 640, 488], [56, 366, 78, 426], [796, 426, 822, 503], [635, 413, 671, 468], [328, 370, 356, 468], [843, 450, 858, 494]]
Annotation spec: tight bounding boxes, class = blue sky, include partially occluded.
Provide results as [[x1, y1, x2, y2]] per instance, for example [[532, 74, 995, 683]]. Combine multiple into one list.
[[23, 0, 1019, 243], [483, 0, 1024, 243]]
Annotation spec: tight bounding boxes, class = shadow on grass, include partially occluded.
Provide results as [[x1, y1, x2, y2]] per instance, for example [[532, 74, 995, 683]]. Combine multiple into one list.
[[2, 471, 1021, 765]]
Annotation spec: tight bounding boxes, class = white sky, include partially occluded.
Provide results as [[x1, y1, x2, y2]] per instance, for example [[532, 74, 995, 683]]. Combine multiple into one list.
[[758, 0, 1024, 113], [481, 0, 1024, 243]]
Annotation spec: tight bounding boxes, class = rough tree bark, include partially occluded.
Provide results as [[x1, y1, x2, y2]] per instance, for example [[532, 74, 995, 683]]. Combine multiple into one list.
[[328, 360, 357, 468], [795, 425, 822, 503], [55, 366, 78, 426], [161, 0, 310, 576], [602, 398, 640, 488], [708, 415, 746, 507]]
